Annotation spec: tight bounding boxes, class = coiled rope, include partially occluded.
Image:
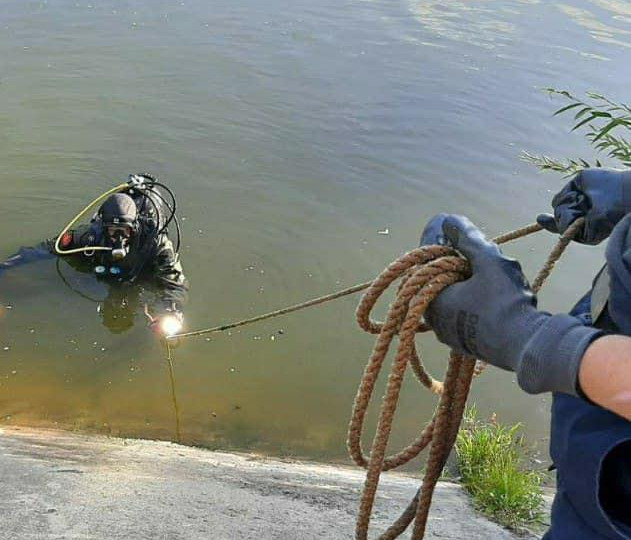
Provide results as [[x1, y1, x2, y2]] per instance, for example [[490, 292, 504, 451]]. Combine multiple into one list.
[[165, 218, 583, 539], [349, 218, 583, 540]]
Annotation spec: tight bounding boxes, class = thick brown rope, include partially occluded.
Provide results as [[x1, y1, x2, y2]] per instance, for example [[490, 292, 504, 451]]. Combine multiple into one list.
[[349, 218, 584, 540], [162, 217, 583, 538]]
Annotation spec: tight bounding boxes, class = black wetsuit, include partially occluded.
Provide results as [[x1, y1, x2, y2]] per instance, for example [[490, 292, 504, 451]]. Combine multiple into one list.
[[1, 203, 188, 316]]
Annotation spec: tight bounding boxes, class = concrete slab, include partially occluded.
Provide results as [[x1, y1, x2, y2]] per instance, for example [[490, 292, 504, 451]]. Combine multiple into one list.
[[0, 426, 536, 539]]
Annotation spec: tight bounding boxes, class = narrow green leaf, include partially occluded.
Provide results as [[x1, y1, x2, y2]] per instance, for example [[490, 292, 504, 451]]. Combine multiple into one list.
[[593, 119, 622, 141], [553, 102, 583, 116], [572, 114, 598, 131], [574, 107, 592, 120]]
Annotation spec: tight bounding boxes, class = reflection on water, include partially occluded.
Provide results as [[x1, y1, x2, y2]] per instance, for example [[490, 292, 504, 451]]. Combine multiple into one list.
[[57, 258, 168, 335], [557, 3, 631, 49], [407, 0, 523, 50], [590, 0, 631, 19], [406, 0, 630, 53], [0, 0, 630, 466]]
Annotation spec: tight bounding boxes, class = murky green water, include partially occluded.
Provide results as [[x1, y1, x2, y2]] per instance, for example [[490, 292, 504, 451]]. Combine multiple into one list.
[[1, 0, 630, 464]]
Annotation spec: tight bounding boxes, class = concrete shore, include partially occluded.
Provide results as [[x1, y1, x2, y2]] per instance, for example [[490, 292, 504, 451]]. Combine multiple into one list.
[[0, 426, 538, 539]]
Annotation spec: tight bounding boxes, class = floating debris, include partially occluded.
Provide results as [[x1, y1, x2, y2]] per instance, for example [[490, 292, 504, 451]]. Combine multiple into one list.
[[270, 335, 275, 341], [377, 228, 390, 236], [278, 329, 285, 335], [229, 367, 236, 373], [3, 346, 9, 352]]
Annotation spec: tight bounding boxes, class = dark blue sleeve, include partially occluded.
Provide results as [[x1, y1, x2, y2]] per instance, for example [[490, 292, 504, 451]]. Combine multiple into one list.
[[545, 285, 631, 540]]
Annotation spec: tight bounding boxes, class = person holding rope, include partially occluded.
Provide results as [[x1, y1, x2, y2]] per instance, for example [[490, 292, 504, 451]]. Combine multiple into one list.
[[420, 167, 631, 539], [0, 174, 188, 337]]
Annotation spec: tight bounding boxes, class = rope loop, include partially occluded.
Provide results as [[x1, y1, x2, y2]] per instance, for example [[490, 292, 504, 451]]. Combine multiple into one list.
[[355, 245, 461, 335], [349, 218, 584, 540]]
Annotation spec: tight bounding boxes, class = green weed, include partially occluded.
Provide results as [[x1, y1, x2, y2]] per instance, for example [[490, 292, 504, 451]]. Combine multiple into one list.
[[455, 406, 544, 531]]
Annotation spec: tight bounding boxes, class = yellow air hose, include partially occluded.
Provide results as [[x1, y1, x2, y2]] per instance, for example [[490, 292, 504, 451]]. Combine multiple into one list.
[[53, 182, 130, 255]]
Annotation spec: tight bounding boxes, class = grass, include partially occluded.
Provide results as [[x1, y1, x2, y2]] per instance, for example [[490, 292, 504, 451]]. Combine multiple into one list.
[[454, 406, 545, 531]]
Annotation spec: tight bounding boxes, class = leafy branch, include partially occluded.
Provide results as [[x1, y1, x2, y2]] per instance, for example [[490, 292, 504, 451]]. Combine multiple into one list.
[[522, 89, 631, 174], [520, 152, 600, 176]]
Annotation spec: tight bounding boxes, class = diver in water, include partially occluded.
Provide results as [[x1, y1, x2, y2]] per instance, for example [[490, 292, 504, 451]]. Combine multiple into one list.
[[0, 173, 188, 337]]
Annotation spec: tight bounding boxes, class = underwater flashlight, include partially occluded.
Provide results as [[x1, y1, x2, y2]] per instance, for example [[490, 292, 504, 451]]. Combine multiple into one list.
[[160, 314, 183, 337]]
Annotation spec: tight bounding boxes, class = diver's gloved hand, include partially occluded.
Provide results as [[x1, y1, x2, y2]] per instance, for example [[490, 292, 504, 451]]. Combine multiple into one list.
[[537, 168, 631, 245], [420, 214, 603, 396]]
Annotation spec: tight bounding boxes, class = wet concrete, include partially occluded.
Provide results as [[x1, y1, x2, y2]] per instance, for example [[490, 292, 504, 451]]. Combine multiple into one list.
[[0, 426, 537, 539]]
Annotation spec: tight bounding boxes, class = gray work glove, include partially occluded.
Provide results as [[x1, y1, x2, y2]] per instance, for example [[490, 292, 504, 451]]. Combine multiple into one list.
[[420, 214, 603, 396], [537, 168, 631, 245]]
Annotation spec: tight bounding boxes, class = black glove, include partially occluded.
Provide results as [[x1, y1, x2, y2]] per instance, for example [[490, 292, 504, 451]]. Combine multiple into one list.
[[420, 214, 603, 396], [537, 168, 631, 245]]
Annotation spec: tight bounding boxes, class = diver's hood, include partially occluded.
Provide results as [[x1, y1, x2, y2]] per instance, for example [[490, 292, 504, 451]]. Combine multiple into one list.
[[99, 193, 137, 226]]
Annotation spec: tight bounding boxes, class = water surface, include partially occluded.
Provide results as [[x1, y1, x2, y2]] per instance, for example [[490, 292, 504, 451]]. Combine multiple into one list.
[[1, 0, 630, 464]]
